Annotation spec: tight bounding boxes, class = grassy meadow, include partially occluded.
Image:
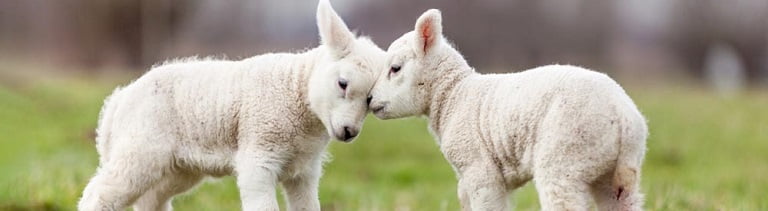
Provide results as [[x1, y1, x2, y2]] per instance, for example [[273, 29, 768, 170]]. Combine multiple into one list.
[[1, 74, 767, 210]]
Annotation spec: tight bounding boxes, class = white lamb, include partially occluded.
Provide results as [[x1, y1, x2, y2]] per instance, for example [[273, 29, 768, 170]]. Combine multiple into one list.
[[78, 1, 386, 210], [369, 9, 647, 211]]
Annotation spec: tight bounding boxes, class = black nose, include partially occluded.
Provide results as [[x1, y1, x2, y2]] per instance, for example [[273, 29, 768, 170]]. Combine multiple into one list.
[[366, 95, 373, 106], [342, 126, 358, 141]]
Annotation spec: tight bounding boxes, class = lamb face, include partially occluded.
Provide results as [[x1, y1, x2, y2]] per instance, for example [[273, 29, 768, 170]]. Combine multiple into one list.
[[308, 0, 385, 142], [370, 9, 445, 119]]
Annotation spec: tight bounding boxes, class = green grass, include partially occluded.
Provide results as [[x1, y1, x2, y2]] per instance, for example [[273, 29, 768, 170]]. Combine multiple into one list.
[[1, 78, 766, 210]]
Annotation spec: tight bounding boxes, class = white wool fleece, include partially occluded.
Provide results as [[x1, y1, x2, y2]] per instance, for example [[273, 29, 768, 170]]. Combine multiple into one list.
[[78, 1, 386, 211], [370, 9, 647, 211]]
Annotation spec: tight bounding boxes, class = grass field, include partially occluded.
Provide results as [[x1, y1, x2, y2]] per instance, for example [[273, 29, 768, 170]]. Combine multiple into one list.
[[1, 75, 767, 210]]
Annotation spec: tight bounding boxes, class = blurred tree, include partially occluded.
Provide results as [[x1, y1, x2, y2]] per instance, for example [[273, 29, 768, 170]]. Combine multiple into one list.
[[0, 0, 765, 85]]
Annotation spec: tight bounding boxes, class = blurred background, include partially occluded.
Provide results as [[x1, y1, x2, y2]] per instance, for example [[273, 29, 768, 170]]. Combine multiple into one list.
[[0, 0, 766, 210]]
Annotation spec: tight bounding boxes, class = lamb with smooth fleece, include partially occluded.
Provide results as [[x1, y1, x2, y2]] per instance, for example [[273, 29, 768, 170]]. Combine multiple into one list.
[[369, 9, 647, 211], [78, 1, 386, 210]]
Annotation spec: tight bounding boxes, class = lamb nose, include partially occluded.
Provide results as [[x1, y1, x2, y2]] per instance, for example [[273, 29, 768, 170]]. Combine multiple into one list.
[[366, 95, 373, 106], [343, 126, 358, 140]]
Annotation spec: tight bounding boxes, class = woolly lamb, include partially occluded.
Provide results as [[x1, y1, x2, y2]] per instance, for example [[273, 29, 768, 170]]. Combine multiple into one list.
[[78, 1, 385, 210], [369, 9, 647, 211]]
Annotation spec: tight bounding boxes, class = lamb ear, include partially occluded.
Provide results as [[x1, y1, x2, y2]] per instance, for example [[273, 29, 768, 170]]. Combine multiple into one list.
[[413, 9, 443, 56], [317, 0, 355, 58]]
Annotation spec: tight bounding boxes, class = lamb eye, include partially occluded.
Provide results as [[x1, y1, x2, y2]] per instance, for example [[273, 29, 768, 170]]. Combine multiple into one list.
[[338, 79, 348, 90], [390, 65, 401, 73]]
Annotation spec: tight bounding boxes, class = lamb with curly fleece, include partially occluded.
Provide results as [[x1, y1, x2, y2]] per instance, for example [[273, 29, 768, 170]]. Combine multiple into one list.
[[369, 9, 647, 211], [78, 1, 386, 210]]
